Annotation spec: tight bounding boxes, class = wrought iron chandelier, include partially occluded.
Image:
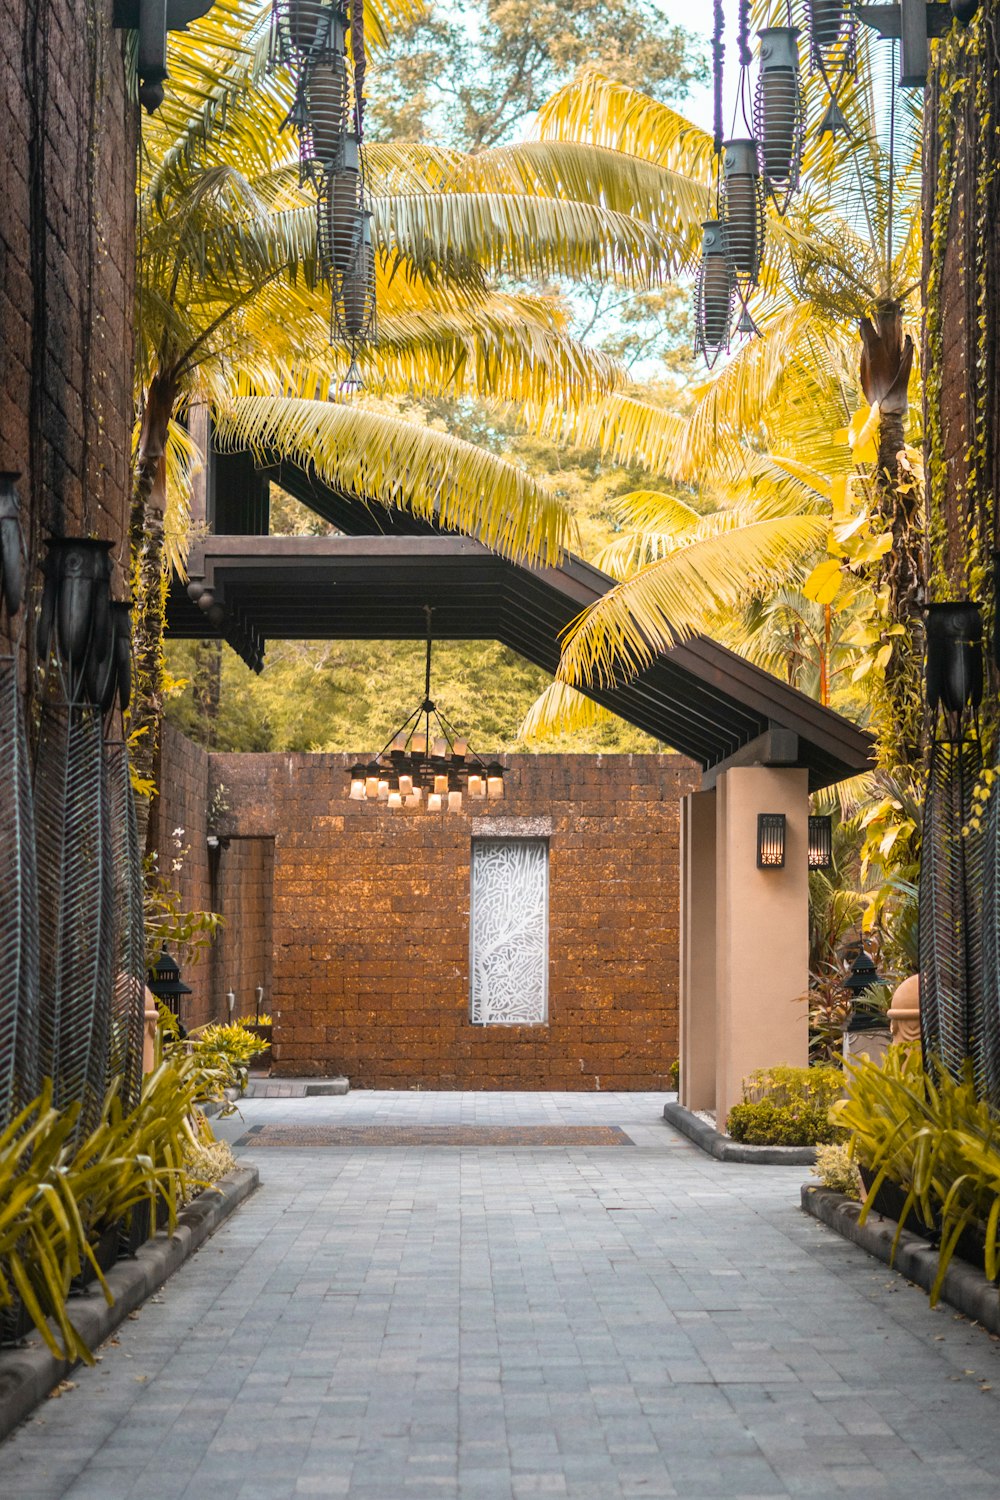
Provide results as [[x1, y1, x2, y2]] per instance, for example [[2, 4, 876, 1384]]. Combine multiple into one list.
[[347, 608, 505, 812]]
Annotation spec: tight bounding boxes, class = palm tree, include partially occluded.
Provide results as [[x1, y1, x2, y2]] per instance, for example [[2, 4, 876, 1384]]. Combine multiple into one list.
[[131, 1, 676, 829], [509, 42, 924, 761]]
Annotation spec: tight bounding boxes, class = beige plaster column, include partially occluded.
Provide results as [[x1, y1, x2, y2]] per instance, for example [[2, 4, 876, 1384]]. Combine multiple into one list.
[[680, 789, 717, 1111], [142, 987, 160, 1075], [715, 766, 810, 1128]]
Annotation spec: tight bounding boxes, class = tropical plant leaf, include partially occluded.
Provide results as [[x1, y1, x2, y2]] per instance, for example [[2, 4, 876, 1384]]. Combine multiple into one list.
[[216, 396, 577, 564]]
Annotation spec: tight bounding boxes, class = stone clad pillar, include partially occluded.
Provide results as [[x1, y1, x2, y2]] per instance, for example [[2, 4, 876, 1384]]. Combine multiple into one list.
[[680, 790, 717, 1111], [714, 766, 810, 1128]]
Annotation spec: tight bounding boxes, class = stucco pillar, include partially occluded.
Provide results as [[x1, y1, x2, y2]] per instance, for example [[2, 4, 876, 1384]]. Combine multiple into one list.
[[715, 766, 809, 1128], [680, 790, 717, 1111]]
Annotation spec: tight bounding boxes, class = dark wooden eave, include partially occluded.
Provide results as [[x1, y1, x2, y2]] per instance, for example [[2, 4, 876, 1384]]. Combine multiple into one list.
[[167, 472, 873, 790]]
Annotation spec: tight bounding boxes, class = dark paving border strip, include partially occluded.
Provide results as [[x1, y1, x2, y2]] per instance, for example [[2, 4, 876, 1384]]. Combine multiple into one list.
[[234, 1124, 633, 1148], [802, 1184, 1000, 1333], [663, 1101, 817, 1165], [0, 1165, 259, 1444]]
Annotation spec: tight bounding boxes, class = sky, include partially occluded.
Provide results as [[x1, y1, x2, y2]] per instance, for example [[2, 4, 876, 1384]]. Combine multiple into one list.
[[658, 0, 718, 130]]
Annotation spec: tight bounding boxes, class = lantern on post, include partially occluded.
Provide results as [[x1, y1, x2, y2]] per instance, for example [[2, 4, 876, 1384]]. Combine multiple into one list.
[[147, 948, 192, 1020], [754, 27, 805, 213]]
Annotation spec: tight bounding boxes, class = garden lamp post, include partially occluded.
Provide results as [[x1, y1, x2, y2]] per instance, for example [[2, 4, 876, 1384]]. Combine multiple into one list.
[[147, 948, 192, 1019]]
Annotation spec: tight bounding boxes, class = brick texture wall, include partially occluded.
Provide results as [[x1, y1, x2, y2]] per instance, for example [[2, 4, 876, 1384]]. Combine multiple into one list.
[[0, 0, 135, 668], [156, 724, 214, 1028], [159, 733, 699, 1088]]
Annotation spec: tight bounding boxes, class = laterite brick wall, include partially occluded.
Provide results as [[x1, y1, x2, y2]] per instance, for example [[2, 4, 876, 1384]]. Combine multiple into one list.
[[159, 732, 699, 1088], [0, 0, 136, 664]]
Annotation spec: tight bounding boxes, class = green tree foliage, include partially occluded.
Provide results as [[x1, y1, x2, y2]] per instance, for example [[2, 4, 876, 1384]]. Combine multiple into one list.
[[365, 0, 706, 149], [165, 636, 657, 755]]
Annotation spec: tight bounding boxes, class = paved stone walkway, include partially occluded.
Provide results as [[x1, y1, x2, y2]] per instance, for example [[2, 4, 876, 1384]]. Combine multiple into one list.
[[5, 1092, 1000, 1499]]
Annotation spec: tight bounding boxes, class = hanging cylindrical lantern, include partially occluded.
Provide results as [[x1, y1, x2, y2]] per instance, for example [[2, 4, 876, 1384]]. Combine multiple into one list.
[[694, 220, 734, 367], [925, 602, 984, 724], [720, 139, 765, 290], [337, 212, 376, 344], [274, 0, 347, 64], [317, 137, 361, 277], [303, 56, 350, 172], [754, 28, 805, 214], [806, 1, 851, 63]]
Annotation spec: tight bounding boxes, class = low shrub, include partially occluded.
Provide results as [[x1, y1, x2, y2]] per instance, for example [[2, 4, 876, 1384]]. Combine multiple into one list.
[[813, 1142, 861, 1198], [837, 1045, 1000, 1302], [179, 1020, 263, 1101], [726, 1065, 846, 1145], [727, 1099, 845, 1146], [0, 1062, 204, 1364], [182, 1133, 238, 1193]]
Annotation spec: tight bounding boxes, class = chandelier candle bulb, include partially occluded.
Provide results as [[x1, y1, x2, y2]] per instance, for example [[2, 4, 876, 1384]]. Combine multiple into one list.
[[377, 779, 389, 801], [452, 738, 468, 758], [486, 763, 505, 800], [398, 772, 414, 796], [432, 736, 447, 758], [411, 732, 426, 755], [427, 792, 443, 812], [468, 773, 485, 799], [387, 790, 403, 809], [448, 788, 463, 812], [365, 761, 380, 798], [434, 771, 449, 795], [348, 764, 366, 800]]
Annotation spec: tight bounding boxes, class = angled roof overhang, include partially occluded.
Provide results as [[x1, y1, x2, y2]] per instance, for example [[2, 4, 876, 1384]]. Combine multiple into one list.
[[166, 462, 873, 791]]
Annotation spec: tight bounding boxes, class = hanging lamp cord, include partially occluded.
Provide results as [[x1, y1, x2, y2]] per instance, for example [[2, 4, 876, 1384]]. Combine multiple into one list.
[[712, 0, 725, 165]]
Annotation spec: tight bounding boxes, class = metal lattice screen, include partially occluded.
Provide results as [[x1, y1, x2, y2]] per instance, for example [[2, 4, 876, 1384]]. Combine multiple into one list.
[[0, 657, 39, 1127], [470, 839, 548, 1026], [34, 700, 114, 1143]]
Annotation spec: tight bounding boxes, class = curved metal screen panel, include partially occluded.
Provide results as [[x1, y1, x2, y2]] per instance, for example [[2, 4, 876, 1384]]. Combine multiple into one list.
[[0, 657, 39, 1129], [470, 839, 548, 1026]]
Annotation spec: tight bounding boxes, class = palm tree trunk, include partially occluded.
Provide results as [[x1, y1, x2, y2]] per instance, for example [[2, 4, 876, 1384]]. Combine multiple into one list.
[[130, 371, 179, 853], [859, 304, 926, 763]]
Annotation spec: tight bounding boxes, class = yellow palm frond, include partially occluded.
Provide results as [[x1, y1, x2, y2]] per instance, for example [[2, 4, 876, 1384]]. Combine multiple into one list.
[[447, 141, 709, 273], [284, 307, 624, 408], [528, 391, 690, 476], [161, 418, 204, 580], [558, 514, 828, 687], [215, 395, 577, 565], [375, 191, 671, 289], [536, 67, 715, 182], [519, 680, 618, 742]]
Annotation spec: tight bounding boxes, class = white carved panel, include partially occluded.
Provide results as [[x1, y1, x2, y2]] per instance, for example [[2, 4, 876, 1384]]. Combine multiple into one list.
[[470, 839, 548, 1025]]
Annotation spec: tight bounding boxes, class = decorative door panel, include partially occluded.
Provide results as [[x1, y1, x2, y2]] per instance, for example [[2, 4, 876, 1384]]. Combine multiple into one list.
[[470, 839, 548, 1025]]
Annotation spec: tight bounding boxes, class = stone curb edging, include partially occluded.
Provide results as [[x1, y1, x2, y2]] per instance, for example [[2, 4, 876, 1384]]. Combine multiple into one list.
[[801, 1184, 1000, 1333], [663, 1101, 817, 1165], [0, 1165, 259, 1444]]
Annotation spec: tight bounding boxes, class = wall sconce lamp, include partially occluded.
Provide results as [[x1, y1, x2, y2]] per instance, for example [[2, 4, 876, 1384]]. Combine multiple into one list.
[[114, 0, 217, 114], [808, 815, 834, 870], [757, 813, 786, 869]]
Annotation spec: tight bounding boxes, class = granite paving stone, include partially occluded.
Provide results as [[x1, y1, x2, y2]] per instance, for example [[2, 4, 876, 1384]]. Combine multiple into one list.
[[4, 1090, 1000, 1498]]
